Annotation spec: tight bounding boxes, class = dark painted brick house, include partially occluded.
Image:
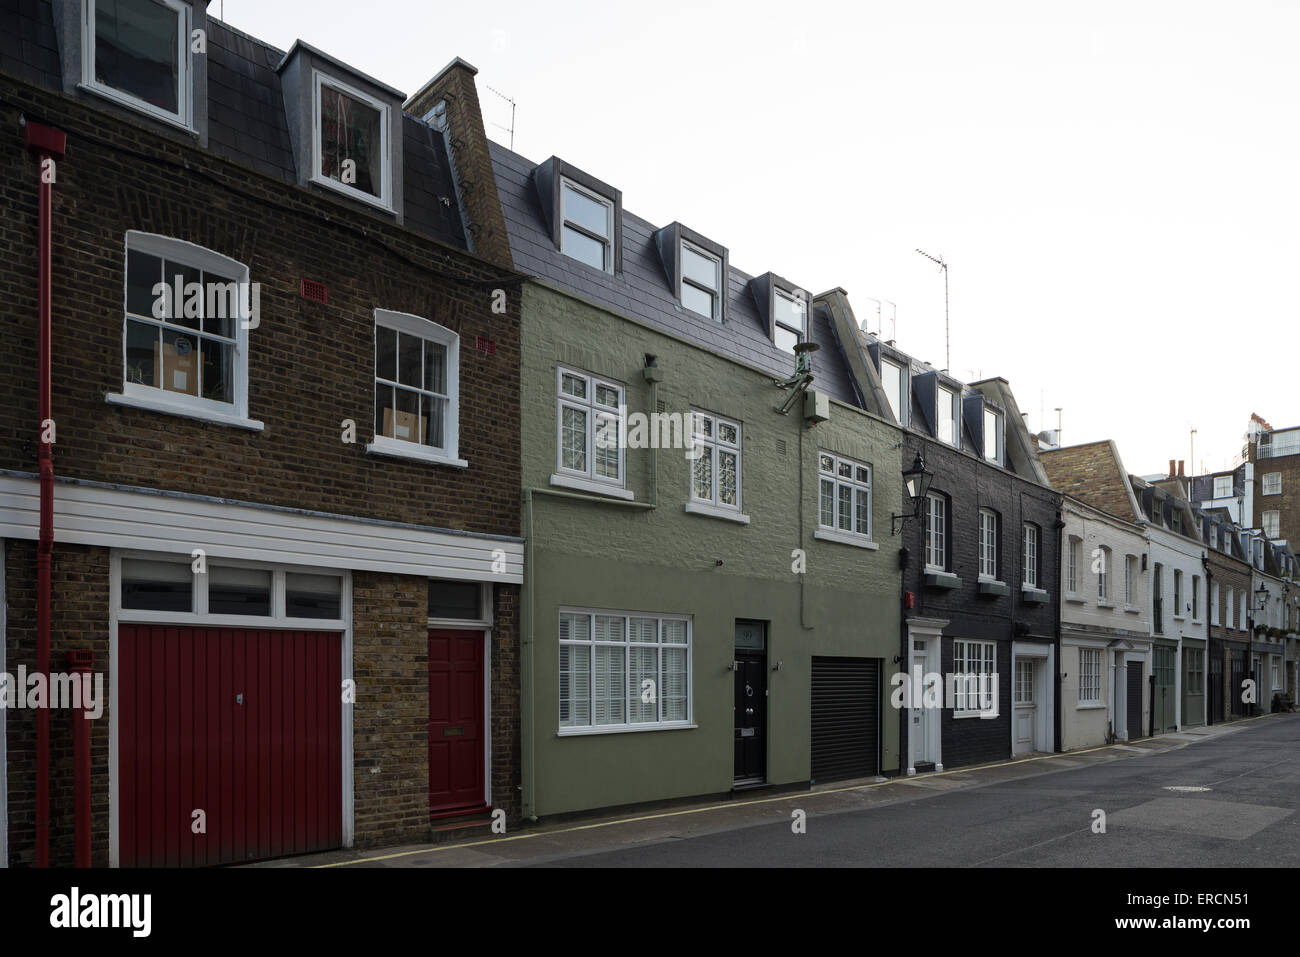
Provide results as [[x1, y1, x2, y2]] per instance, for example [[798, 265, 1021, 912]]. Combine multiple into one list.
[[0, 0, 520, 866], [857, 335, 1061, 772]]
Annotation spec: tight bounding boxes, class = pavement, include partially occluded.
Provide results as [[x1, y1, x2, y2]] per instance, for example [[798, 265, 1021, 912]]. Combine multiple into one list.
[[254, 712, 1300, 868]]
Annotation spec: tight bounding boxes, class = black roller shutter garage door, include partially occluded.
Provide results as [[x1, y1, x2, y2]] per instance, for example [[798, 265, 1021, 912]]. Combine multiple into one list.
[[811, 657, 880, 782]]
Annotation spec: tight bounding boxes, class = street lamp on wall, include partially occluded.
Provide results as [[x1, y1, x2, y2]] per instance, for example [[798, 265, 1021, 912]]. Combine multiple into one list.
[[891, 453, 934, 536]]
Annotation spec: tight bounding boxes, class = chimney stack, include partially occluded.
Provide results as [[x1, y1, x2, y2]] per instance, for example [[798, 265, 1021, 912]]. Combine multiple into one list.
[[1169, 459, 1176, 477], [1178, 460, 1185, 476]]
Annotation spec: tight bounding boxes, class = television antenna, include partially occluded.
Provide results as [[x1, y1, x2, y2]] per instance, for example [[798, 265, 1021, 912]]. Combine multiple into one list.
[[486, 85, 516, 150], [915, 249, 949, 371]]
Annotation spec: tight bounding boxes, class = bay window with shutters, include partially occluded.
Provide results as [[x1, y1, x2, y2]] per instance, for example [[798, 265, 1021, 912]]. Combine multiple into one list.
[[368, 310, 462, 466], [113, 231, 257, 429], [817, 453, 872, 544], [557, 609, 692, 733], [952, 639, 996, 715], [553, 367, 626, 497]]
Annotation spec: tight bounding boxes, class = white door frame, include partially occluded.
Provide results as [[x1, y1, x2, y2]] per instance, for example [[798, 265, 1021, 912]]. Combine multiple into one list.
[[1011, 641, 1054, 754], [1, 541, 7, 868], [905, 617, 947, 774]]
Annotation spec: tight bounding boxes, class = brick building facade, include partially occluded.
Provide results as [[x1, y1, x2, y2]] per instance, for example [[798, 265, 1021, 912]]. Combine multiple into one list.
[[1, 1, 521, 866]]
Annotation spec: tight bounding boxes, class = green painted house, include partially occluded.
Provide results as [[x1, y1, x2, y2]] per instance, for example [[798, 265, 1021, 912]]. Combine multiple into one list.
[[493, 147, 905, 818]]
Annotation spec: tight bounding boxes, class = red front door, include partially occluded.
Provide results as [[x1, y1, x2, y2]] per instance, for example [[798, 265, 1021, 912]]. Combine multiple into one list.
[[428, 629, 486, 815]]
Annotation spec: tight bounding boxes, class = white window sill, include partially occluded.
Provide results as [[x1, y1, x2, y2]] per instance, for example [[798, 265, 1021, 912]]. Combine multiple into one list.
[[558, 723, 696, 737], [1124, 605, 1141, 614], [550, 473, 634, 500], [310, 173, 395, 214], [952, 710, 999, 720], [106, 392, 264, 431], [77, 82, 196, 134], [814, 527, 879, 550], [366, 439, 467, 469], [1065, 595, 1086, 605], [1173, 615, 1185, 622], [1077, 703, 1105, 710], [1097, 601, 1115, 609], [684, 502, 750, 525]]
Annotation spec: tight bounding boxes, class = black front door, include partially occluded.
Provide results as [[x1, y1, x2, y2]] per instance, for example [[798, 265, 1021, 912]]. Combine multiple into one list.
[[734, 623, 766, 783], [1127, 662, 1144, 740]]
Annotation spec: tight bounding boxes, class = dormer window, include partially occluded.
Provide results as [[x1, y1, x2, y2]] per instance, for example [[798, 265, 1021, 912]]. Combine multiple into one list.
[[982, 407, 1002, 464], [84, 0, 192, 126], [313, 73, 391, 208], [879, 358, 907, 425], [680, 241, 722, 319], [774, 288, 807, 354], [937, 385, 959, 447], [561, 179, 614, 272]]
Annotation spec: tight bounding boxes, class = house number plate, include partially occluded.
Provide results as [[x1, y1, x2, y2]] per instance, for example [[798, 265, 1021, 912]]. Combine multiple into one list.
[[740, 728, 755, 737], [442, 726, 465, 736]]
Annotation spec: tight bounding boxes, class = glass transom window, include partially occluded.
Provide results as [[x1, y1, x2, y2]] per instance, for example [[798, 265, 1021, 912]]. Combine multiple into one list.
[[86, 0, 190, 125], [314, 73, 391, 208], [818, 453, 872, 539]]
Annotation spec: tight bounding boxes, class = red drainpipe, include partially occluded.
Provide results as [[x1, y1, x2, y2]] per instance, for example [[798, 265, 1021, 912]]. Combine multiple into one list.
[[24, 117, 65, 869]]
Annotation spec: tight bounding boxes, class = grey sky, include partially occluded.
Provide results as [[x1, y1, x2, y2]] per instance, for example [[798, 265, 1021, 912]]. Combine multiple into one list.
[[219, 0, 1299, 476]]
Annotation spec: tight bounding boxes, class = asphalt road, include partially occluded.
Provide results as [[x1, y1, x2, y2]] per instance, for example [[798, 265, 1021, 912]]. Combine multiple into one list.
[[527, 716, 1300, 868]]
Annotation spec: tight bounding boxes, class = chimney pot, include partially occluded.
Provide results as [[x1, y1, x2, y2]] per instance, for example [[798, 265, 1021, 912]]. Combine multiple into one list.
[[1170, 459, 1176, 476]]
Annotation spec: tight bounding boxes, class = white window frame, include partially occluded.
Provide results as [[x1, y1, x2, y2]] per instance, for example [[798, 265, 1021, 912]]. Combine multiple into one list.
[[1263, 472, 1282, 496], [679, 241, 722, 320], [937, 385, 959, 447], [1067, 536, 1081, 595], [560, 177, 614, 272], [982, 408, 1002, 464], [952, 639, 996, 715], [557, 608, 693, 734], [925, 493, 947, 571], [1097, 547, 1110, 602], [82, 0, 193, 130], [879, 358, 907, 425], [553, 366, 627, 496], [366, 309, 463, 468], [311, 71, 393, 211], [1226, 586, 1234, 629], [1213, 475, 1233, 498], [114, 551, 348, 629], [1022, 523, 1038, 588], [1212, 583, 1220, 626], [773, 287, 808, 352], [687, 410, 743, 516], [978, 508, 998, 581], [817, 452, 873, 543], [1014, 659, 1033, 705], [109, 231, 261, 431], [1264, 510, 1281, 539], [1078, 648, 1102, 706], [1191, 574, 1201, 622]]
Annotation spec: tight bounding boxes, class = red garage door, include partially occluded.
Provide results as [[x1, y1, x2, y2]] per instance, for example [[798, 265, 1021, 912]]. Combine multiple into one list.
[[118, 625, 343, 867]]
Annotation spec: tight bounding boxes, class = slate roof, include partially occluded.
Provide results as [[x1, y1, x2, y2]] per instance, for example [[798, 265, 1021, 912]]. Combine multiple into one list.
[[489, 142, 862, 408], [0, 2, 467, 250]]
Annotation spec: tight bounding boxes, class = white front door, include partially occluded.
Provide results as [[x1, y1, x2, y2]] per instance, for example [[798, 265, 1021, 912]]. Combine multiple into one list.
[[910, 639, 932, 769], [1013, 658, 1036, 755]]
